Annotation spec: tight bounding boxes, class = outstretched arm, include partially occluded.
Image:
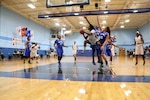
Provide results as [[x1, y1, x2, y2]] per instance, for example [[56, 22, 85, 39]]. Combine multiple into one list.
[[97, 16, 102, 31], [84, 16, 94, 28], [111, 43, 123, 49], [84, 16, 91, 26], [62, 43, 68, 48], [109, 38, 123, 49]]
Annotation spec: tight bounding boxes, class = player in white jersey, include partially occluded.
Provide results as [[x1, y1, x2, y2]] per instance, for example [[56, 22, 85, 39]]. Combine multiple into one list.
[[72, 41, 78, 62], [82, 25, 100, 53], [82, 25, 102, 65], [134, 31, 145, 65], [30, 42, 40, 63], [82, 17, 101, 53]]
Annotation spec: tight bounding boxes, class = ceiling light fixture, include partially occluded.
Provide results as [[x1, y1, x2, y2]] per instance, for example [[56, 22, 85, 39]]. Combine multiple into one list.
[[62, 28, 66, 30], [102, 20, 106, 24], [55, 23, 60, 26], [102, 26, 105, 29], [105, 0, 111, 2], [79, 21, 84, 24], [74, 97, 80, 100], [44, 15, 49, 18], [125, 19, 130, 23], [120, 25, 125, 28], [133, 10, 138, 13], [74, 13, 79, 15], [83, 27, 86, 29], [103, 11, 108, 14], [27, 4, 36, 9], [30, 0, 37, 2]]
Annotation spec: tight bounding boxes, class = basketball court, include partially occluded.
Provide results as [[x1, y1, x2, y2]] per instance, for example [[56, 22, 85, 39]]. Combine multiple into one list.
[[0, 0, 150, 100]]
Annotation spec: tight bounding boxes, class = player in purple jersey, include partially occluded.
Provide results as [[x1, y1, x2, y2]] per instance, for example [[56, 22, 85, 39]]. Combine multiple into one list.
[[23, 37, 31, 64], [96, 16, 110, 67], [54, 34, 68, 66], [106, 37, 121, 64], [98, 27, 110, 67]]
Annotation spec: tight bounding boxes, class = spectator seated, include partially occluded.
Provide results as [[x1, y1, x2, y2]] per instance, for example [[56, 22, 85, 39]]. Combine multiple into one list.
[[0, 52, 4, 60]]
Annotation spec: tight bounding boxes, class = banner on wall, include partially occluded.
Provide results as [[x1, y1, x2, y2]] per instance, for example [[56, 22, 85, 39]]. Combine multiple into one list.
[[16, 26, 34, 38], [21, 27, 27, 37], [16, 26, 27, 37], [12, 38, 22, 46], [16, 26, 22, 36]]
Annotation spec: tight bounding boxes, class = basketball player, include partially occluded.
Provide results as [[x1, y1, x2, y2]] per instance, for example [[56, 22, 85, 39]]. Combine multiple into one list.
[[81, 25, 101, 65], [23, 37, 31, 64], [91, 44, 101, 65], [82, 25, 99, 52], [54, 34, 68, 66], [81, 16, 102, 65], [30, 42, 40, 63], [72, 41, 78, 62], [82, 17, 101, 53], [98, 26, 110, 67], [134, 31, 145, 65], [96, 16, 112, 67], [106, 36, 121, 64]]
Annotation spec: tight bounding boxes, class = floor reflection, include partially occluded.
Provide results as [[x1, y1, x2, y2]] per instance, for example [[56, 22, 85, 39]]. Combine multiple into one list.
[[57, 67, 63, 80], [135, 66, 145, 82], [0, 62, 149, 82], [92, 66, 116, 82]]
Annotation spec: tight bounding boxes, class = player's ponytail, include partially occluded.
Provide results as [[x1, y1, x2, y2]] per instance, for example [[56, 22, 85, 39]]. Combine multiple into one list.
[[106, 27, 111, 35]]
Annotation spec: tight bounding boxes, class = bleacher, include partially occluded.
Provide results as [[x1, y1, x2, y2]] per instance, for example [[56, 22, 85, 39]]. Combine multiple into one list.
[[0, 47, 47, 60], [126, 45, 150, 58]]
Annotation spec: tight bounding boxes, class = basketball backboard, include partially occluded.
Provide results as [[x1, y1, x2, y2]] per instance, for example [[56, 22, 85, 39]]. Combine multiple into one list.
[[46, 0, 90, 8]]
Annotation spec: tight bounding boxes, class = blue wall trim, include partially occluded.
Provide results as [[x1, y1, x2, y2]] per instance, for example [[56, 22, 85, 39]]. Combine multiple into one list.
[[0, 36, 12, 41], [0, 36, 50, 47]]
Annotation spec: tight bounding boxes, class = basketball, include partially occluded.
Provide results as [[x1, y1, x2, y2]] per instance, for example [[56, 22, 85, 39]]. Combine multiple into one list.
[[80, 30, 84, 34]]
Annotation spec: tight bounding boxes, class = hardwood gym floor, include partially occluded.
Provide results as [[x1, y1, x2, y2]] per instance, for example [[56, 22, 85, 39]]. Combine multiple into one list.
[[0, 56, 150, 100]]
